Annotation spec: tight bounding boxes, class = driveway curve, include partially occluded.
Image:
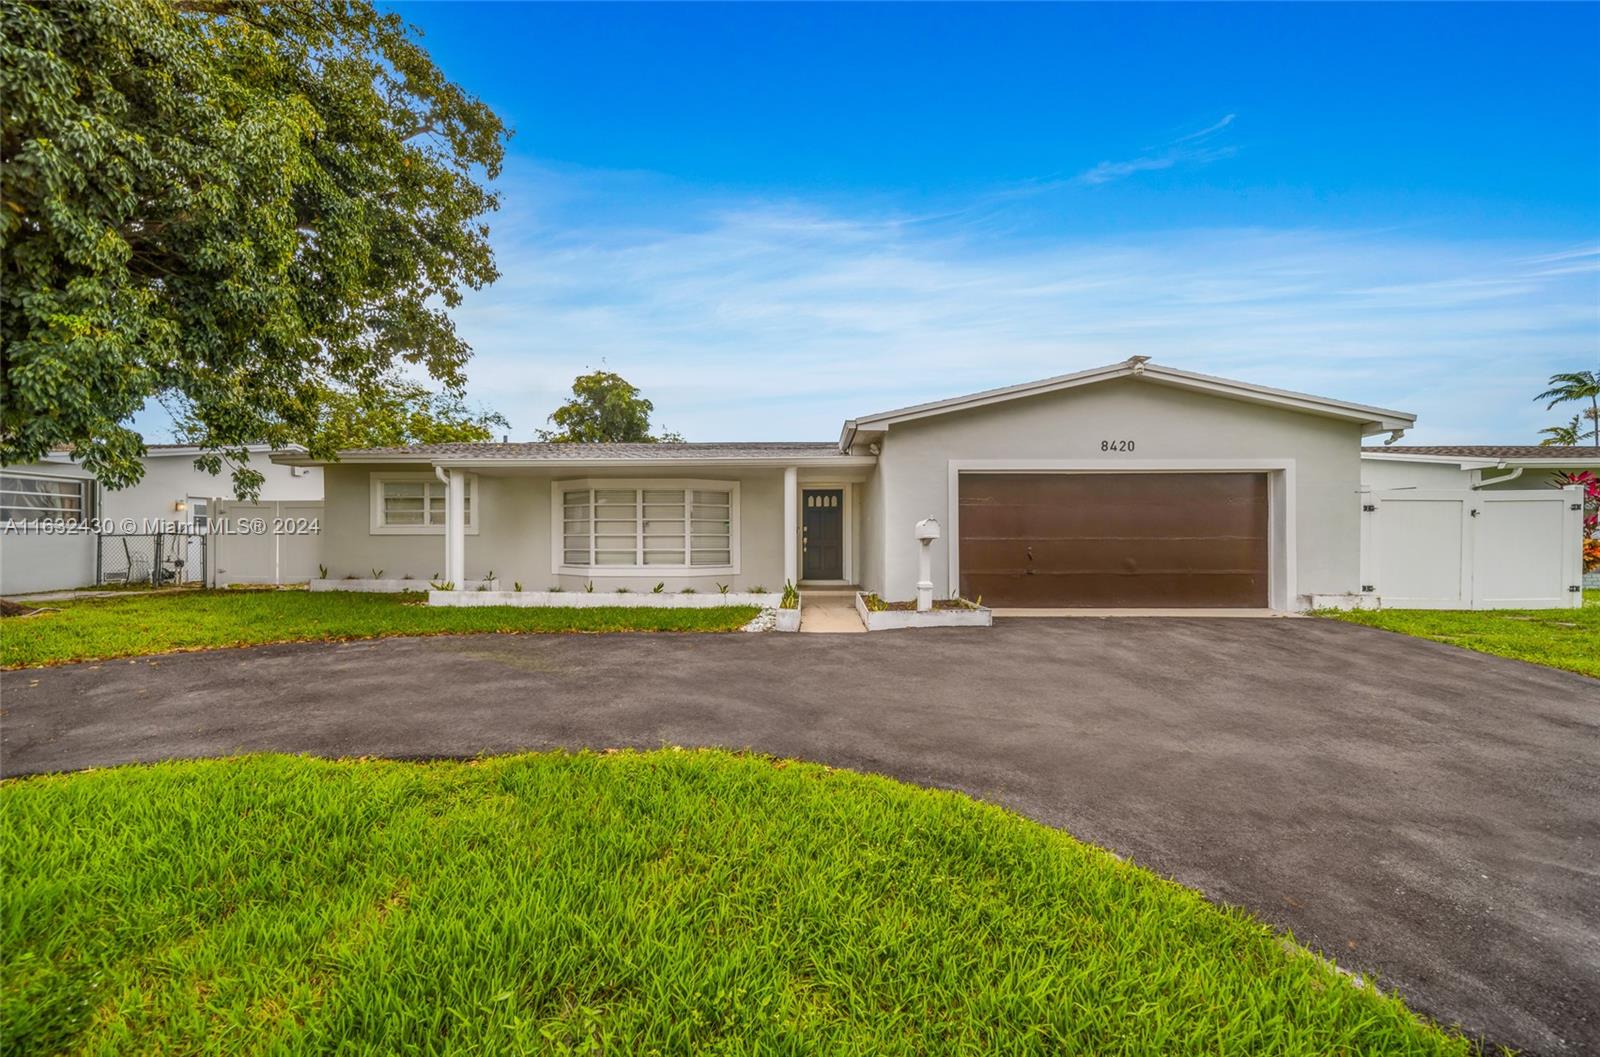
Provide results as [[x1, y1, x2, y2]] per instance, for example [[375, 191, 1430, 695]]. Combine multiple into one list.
[[2, 618, 1596, 1055]]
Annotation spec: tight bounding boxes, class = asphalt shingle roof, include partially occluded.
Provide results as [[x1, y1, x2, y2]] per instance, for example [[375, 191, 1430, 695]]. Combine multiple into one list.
[[1362, 445, 1599, 460], [338, 441, 845, 460]]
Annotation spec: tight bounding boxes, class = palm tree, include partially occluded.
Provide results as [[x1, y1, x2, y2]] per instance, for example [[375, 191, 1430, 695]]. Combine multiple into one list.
[[1535, 370, 1600, 447], [1537, 413, 1598, 446]]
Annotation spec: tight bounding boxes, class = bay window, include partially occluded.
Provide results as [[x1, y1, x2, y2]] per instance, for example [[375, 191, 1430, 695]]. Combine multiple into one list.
[[558, 481, 736, 572]]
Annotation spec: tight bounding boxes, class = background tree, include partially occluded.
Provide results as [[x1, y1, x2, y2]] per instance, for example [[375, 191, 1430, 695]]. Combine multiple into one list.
[[287, 378, 508, 450], [1537, 413, 1597, 447], [1, 0, 509, 496], [1534, 370, 1600, 448], [538, 371, 683, 443]]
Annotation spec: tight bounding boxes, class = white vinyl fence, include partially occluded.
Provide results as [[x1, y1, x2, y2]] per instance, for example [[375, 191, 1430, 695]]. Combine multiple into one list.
[[210, 501, 324, 586], [1359, 486, 1585, 610]]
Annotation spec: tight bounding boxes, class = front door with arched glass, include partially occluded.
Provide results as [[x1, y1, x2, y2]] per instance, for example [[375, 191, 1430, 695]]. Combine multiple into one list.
[[802, 488, 844, 581]]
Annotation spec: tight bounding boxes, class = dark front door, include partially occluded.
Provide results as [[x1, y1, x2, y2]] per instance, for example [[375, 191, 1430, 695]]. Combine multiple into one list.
[[958, 472, 1269, 607], [802, 489, 844, 581]]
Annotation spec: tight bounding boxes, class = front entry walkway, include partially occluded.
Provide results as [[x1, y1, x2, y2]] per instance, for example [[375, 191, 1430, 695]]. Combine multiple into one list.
[[797, 587, 864, 633]]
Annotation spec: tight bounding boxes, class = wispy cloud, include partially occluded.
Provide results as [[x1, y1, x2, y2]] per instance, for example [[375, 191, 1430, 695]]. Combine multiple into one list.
[[126, 156, 1597, 448], [435, 162, 1598, 446], [1076, 113, 1238, 185]]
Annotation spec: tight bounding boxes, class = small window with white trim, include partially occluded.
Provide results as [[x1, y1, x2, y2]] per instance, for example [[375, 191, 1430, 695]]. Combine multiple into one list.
[[558, 481, 736, 572], [371, 473, 476, 534]]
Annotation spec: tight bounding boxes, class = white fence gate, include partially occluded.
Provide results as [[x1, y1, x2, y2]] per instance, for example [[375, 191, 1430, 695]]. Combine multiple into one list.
[[210, 500, 324, 586], [1360, 486, 1585, 609]]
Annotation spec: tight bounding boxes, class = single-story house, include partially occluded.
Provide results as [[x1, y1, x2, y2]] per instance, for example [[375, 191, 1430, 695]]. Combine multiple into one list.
[[277, 358, 1422, 611], [1, 445, 324, 595]]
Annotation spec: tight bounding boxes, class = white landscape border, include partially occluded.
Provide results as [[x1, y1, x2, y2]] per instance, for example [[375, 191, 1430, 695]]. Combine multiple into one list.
[[427, 587, 802, 633], [427, 589, 783, 610], [311, 578, 496, 593], [854, 592, 992, 631]]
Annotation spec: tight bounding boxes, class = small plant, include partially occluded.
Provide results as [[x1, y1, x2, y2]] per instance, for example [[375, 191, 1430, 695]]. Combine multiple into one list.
[[402, 573, 413, 580], [861, 592, 888, 612], [317, 564, 328, 579], [513, 581, 522, 592], [343, 573, 357, 580], [616, 587, 630, 594], [432, 572, 439, 581], [748, 585, 767, 594], [716, 583, 730, 596], [680, 587, 697, 594], [652, 582, 665, 594], [780, 580, 800, 610], [549, 585, 564, 593], [429, 580, 455, 591], [478, 583, 490, 591], [584, 581, 595, 593], [483, 570, 495, 581], [371, 568, 384, 580]]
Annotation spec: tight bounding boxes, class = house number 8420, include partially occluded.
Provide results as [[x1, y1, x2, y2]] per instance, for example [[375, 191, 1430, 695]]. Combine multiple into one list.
[[1100, 439, 1135, 452]]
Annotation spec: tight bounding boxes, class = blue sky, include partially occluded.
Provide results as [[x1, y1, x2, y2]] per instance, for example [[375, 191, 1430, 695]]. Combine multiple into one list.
[[197, 3, 1600, 442]]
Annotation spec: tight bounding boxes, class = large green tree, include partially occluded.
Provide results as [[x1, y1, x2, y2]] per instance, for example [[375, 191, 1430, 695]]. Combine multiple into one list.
[[1, 0, 508, 495], [538, 370, 683, 443]]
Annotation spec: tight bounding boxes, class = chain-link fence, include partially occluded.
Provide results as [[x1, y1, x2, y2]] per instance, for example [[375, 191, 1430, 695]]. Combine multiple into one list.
[[96, 532, 207, 587]]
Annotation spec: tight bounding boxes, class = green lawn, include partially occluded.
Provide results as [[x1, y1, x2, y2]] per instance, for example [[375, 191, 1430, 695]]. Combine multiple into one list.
[[1318, 589, 1600, 679], [0, 591, 758, 669], [1, 751, 1472, 1056]]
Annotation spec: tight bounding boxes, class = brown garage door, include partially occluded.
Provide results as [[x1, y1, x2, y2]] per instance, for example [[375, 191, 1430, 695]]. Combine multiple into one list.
[[958, 473, 1269, 608]]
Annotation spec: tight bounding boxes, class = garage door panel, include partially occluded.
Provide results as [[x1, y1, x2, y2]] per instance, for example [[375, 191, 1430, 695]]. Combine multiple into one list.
[[961, 570, 1267, 608], [963, 536, 1267, 575], [959, 473, 1269, 607]]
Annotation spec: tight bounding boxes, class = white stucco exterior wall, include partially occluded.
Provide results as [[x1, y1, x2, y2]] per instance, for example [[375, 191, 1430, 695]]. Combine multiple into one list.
[[317, 463, 788, 591], [871, 378, 1365, 608], [91, 452, 323, 526], [0, 460, 98, 594], [1361, 458, 1597, 492]]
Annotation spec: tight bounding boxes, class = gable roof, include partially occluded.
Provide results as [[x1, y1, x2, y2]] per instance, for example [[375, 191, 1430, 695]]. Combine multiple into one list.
[[1361, 445, 1600, 468], [840, 357, 1415, 448]]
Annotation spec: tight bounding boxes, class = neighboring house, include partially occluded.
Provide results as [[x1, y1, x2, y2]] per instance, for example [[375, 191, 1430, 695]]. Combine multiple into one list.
[[0, 445, 323, 595], [1360, 445, 1599, 490], [0, 459, 100, 595], [279, 359, 1420, 611], [48, 444, 323, 529]]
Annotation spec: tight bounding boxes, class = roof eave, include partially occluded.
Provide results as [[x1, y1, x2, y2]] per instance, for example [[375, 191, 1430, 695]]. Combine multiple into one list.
[[845, 360, 1416, 437], [277, 452, 878, 470], [1361, 452, 1505, 469]]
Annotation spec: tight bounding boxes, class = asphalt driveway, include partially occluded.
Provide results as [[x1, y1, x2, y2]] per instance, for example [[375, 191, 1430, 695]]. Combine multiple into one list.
[[3, 618, 1596, 1054]]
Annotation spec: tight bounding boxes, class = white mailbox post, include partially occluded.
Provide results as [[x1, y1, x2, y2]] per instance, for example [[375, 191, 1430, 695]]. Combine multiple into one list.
[[914, 516, 941, 612]]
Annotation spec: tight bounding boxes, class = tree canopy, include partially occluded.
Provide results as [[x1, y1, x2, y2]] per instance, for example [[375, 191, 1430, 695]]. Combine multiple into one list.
[[281, 378, 508, 451], [538, 370, 682, 444], [1, 0, 509, 495]]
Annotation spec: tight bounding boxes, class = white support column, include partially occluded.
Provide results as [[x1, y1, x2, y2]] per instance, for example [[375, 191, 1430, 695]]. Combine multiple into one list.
[[783, 466, 799, 586], [446, 468, 466, 586]]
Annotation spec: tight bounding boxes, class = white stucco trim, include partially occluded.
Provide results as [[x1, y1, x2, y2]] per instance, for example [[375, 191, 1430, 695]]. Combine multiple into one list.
[[842, 360, 1414, 449], [798, 482, 854, 585], [369, 472, 479, 535], [943, 458, 1298, 612], [549, 477, 742, 577]]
